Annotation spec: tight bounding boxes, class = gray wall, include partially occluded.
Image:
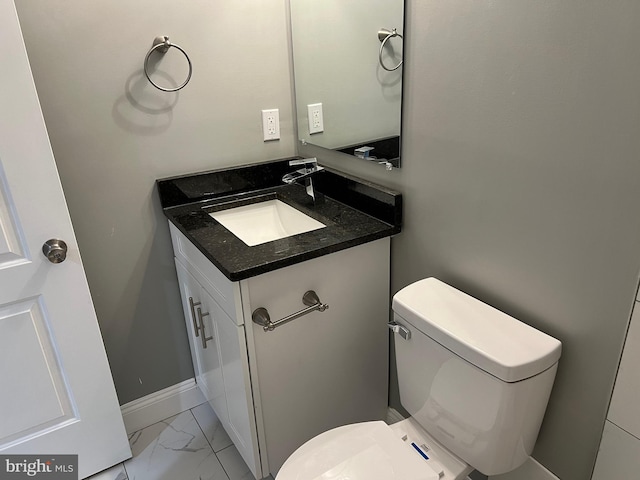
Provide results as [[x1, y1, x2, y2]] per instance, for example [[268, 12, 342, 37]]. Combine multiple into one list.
[[300, 2, 640, 479], [15, 0, 296, 404]]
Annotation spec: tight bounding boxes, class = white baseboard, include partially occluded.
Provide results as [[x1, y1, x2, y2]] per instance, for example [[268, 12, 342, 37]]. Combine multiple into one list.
[[120, 378, 206, 434], [386, 407, 405, 425], [488, 457, 559, 480]]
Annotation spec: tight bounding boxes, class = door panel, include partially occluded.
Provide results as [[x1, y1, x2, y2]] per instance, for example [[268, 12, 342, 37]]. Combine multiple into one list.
[[0, 166, 28, 266], [0, 297, 76, 446]]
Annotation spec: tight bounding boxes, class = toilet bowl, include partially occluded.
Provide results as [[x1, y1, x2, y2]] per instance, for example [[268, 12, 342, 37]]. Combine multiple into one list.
[[276, 278, 562, 480]]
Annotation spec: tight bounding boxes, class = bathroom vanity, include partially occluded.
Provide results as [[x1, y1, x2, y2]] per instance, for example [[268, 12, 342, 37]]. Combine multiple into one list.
[[158, 159, 402, 479]]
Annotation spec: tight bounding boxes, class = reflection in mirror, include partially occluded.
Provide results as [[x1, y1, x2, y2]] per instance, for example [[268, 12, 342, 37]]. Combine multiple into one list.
[[289, 0, 405, 168]]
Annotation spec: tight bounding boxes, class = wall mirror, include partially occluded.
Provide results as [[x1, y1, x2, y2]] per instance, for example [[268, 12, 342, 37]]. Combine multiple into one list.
[[289, 0, 405, 168]]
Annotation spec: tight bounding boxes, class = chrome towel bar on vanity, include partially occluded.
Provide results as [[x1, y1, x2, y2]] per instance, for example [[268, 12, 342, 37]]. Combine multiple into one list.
[[252, 290, 329, 332]]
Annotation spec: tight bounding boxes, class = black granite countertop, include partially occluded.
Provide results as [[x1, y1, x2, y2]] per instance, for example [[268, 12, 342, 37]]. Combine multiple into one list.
[[158, 158, 402, 281]]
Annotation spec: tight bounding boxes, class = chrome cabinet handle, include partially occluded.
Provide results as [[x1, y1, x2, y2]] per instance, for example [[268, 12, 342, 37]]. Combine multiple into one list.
[[197, 307, 213, 348], [252, 290, 329, 332], [188, 297, 201, 337], [42, 239, 68, 264]]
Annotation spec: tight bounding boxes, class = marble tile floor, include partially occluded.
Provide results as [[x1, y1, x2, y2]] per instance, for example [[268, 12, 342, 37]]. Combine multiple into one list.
[[87, 402, 274, 480]]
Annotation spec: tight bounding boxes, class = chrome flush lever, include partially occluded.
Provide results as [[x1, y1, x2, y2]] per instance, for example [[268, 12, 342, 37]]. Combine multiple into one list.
[[388, 320, 411, 340]]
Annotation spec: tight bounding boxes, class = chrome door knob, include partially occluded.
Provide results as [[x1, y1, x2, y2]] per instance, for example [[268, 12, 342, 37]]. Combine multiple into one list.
[[42, 239, 68, 264]]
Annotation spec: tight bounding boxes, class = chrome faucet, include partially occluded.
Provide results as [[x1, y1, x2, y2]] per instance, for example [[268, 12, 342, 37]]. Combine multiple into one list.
[[282, 158, 324, 202]]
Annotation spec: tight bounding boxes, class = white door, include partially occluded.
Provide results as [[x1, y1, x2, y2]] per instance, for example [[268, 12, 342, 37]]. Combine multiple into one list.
[[0, 1, 131, 478]]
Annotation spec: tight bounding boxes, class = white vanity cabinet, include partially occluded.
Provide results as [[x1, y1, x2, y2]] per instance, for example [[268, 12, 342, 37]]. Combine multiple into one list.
[[170, 222, 391, 479]]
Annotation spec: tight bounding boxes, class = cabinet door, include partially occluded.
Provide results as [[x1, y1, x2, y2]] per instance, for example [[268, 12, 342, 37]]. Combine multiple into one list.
[[174, 259, 205, 381], [197, 288, 229, 426], [175, 260, 228, 425], [216, 309, 259, 477]]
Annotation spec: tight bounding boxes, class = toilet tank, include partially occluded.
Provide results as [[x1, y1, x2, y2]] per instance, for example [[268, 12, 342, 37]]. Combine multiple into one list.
[[391, 278, 561, 476]]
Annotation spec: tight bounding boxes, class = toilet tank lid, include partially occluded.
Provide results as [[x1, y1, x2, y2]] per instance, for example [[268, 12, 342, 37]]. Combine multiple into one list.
[[392, 278, 562, 382]]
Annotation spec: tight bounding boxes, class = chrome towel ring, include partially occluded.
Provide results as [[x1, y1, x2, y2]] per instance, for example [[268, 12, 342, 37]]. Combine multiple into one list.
[[378, 28, 403, 72], [144, 36, 192, 92]]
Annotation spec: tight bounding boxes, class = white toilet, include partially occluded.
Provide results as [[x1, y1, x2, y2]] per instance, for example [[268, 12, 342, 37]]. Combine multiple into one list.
[[276, 277, 562, 480]]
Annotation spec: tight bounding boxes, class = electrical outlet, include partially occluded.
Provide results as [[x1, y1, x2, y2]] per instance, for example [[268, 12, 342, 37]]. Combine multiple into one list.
[[307, 103, 324, 134], [262, 109, 280, 141]]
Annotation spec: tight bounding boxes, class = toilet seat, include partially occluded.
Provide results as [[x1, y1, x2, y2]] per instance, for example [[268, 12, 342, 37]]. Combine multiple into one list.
[[276, 421, 439, 480]]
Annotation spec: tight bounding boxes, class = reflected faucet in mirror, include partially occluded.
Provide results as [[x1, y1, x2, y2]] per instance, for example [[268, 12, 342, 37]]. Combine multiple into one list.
[[282, 158, 325, 203]]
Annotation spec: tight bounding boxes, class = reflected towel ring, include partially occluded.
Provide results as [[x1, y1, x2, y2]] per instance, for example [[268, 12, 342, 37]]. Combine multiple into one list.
[[378, 28, 403, 72], [144, 36, 193, 92]]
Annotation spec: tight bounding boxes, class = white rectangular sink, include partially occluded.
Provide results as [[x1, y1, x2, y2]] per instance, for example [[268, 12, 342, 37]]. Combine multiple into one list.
[[209, 199, 326, 246]]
